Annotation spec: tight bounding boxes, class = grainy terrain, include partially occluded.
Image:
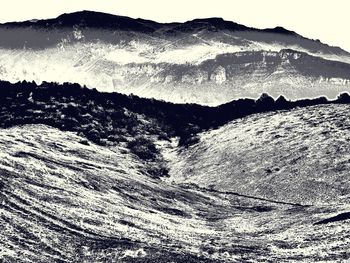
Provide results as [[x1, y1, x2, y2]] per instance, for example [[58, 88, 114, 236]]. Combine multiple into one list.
[[169, 104, 350, 206], [1, 105, 350, 262]]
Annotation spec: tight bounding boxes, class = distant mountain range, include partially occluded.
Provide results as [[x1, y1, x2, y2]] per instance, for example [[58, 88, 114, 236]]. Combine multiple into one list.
[[0, 10, 350, 105]]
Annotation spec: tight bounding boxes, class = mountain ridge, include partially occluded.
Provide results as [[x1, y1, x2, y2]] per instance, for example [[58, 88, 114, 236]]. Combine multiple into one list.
[[0, 10, 350, 105], [0, 10, 347, 58], [0, 10, 297, 36], [0, 9, 328, 49]]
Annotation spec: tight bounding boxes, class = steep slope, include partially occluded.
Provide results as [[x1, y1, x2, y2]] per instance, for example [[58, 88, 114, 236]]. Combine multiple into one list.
[[169, 104, 350, 205], [1, 11, 350, 105]]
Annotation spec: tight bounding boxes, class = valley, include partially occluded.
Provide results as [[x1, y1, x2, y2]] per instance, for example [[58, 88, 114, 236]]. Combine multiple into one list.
[[1, 10, 350, 262], [0, 81, 350, 262]]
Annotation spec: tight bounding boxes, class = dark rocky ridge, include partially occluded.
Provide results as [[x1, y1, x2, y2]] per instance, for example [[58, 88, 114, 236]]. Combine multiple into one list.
[[0, 10, 294, 35], [1, 79, 350, 149], [0, 10, 345, 55], [315, 212, 350, 225]]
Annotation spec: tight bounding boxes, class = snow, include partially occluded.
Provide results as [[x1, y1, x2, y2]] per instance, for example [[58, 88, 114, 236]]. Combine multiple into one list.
[[1, 119, 350, 261], [168, 104, 350, 206]]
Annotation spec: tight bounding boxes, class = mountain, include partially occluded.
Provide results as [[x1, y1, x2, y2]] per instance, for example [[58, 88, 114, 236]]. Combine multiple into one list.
[[2, 11, 350, 262], [0, 11, 350, 105], [1, 81, 350, 262]]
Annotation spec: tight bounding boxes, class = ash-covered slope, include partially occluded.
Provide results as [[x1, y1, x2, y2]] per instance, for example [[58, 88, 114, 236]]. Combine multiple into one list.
[[169, 104, 350, 206], [1, 11, 350, 105]]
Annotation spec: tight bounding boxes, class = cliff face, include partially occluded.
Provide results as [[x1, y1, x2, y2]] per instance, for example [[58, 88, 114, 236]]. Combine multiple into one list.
[[1, 46, 350, 105]]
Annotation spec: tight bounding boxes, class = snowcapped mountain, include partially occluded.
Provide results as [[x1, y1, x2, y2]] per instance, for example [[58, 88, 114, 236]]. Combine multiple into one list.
[[1, 10, 350, 105]]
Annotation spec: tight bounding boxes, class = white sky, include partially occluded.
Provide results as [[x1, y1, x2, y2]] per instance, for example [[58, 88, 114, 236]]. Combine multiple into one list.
[[1, 0, 349, 52]]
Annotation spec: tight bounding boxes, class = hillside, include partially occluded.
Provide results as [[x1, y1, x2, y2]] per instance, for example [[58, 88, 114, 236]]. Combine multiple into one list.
[[0, 81, 350, 261], [169, 104, 350, 205], [1, 124, 349, 262]]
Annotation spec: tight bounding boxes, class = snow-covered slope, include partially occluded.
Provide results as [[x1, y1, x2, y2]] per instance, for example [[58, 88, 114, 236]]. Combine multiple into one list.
[[1, 124, 350, 262], [169, 104, 350, 205], [1, 11, 350, 105]]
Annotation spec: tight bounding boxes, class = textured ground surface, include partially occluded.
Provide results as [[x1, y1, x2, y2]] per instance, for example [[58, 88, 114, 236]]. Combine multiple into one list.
[[169, 104, 350, 206], [1, 115, 350, 262]]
